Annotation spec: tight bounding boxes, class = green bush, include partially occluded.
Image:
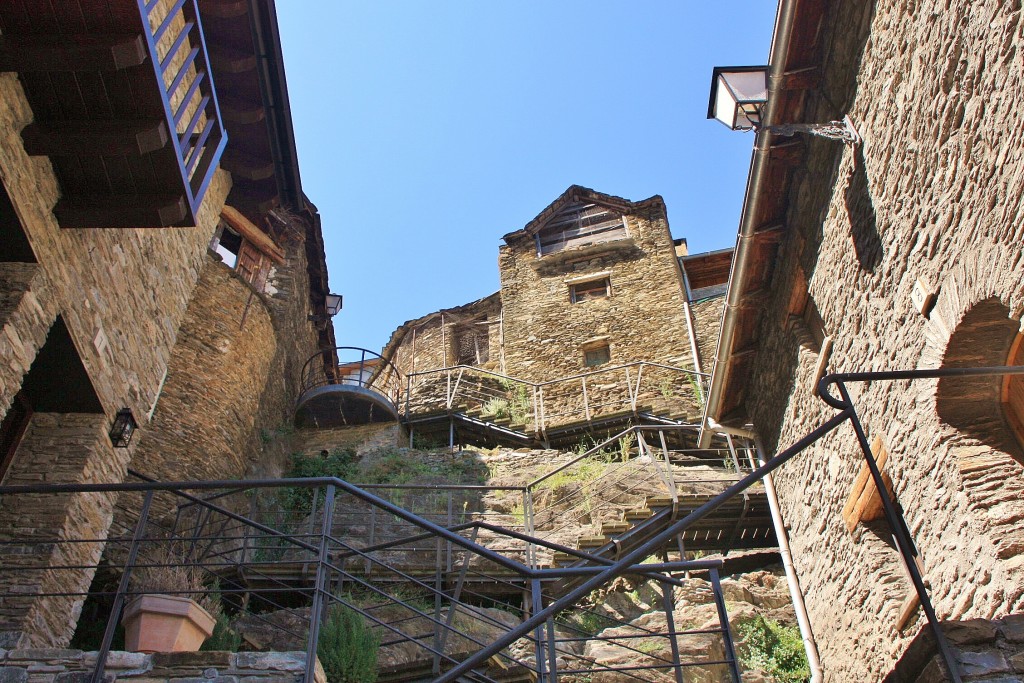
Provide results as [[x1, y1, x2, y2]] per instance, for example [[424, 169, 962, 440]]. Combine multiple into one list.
[[281, 448, 358, 513], [201, 610, 242, 652], [736, 616, 809, 683], [318, 600, 379, 683]]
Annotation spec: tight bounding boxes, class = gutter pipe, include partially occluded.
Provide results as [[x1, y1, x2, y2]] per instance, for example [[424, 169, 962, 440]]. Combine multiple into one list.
[[706, 413, 824, 679], [754, 434, 824, 682], [697, 0, 799, 448]]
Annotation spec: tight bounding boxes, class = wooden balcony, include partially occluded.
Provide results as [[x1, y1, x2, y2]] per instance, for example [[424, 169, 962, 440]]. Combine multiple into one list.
[[0, 0, 227, 227]]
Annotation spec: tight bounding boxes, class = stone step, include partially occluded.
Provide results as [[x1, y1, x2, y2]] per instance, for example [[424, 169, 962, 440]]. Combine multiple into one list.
[[578, 536, 607, 547], [646, 495, 673, 508], [601, 522, 630, 535], [624, 508, 654, 521]]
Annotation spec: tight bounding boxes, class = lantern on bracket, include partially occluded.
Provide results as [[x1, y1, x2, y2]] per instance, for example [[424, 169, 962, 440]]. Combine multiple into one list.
[[109, 408, 137, 448], [708, 65, 860, 144]]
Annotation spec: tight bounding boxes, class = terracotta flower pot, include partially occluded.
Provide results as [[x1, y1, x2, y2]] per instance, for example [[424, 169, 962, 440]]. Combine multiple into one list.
[[122, 594, 216, 653]]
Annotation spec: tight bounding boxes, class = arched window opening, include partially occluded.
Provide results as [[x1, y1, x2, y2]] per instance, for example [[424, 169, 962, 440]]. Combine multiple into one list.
[[936, 298, 1023, 464], [1003, 329, 1024, 450]]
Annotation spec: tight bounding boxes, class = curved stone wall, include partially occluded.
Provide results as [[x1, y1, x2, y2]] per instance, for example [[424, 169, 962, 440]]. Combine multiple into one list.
[[130, 257, 276, 483]]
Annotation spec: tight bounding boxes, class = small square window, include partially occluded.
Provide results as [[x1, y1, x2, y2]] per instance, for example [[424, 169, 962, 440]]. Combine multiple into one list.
[[571, 278, 610, 303], [583, 344, 611, 367]]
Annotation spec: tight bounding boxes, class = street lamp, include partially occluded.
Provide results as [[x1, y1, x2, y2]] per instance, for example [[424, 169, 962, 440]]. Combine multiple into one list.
[[309, 293, 343, 323], [708, 65, 859, 144]]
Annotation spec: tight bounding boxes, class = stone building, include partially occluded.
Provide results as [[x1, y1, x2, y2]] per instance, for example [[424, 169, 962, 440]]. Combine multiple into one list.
[[379, 186, 731, 446], [702, 0, 1024, 679], [0, 0, 335, 649]]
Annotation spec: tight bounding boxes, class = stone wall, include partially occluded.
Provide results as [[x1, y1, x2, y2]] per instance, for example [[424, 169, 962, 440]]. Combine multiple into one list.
[[129, 258, 276, 484], [0, 649, 324, 683], [689, 295, 725, 374], [0, 414, 128, 649], [0, 264, 58, 417], [889, 614, 1024, 682], [742, 0, 1024, 679], [499, 198, 692, 383], [0, 69, 231, 426], [222, 227, 325, 481]]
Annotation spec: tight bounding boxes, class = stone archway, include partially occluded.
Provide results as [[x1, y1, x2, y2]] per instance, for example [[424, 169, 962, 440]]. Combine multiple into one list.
[[935, 297, 1023, 464]]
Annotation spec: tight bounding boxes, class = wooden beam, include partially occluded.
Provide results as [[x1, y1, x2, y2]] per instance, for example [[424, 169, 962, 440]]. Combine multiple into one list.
[[781, 66, 822, 91], [54, 194, 188, 228], [0, 34, 146, 72], [220, 148, 276, 181], [221, 205, 286, 264], [842, 437, 894, 532], [22, 120, 168, 157], [768, 139, 806, 167], [218, 94, 265, 125], [208, 45, 257, 74], [197, 0, 249, 18]]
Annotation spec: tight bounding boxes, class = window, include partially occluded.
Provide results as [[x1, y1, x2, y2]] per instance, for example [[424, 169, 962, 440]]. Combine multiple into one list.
[[452, 319, 490, 366], [210, 222, 242, 268], [570, 278, 610, 303], [208, 212, 279, 293], [536, 202, 627, 255], [583, 344, 611, 367]]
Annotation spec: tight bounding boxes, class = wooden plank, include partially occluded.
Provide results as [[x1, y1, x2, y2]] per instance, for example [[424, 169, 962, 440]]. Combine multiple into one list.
[[220, 204, 286, 264], [0, 34, 147, 72], [842, 435, 885, 532], [220, 147, 276, 181], [54, 193, 188, 228], [22, 119, 168, 156]]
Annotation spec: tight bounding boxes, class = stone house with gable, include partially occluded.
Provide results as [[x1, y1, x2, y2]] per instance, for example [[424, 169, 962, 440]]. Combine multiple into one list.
[[0, 0, 335, 650], [702, 0, 1024, 679], [379, 185, 732, 445]]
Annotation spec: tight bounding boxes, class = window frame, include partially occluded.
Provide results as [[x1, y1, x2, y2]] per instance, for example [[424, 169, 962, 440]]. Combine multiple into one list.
[[582, 343, 611, 368], [570, 277, 611, 304]]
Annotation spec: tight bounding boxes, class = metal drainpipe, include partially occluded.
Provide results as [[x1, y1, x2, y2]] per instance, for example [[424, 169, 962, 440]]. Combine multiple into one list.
[[707, 420, 823, 681], [697, 0, 800, 449], [755, 435, 823, 682]]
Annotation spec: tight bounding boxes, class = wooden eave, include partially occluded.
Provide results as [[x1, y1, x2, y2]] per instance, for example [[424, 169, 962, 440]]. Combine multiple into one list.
[[681, 249, 734, 289], [199, 0, 304, 221], [501, 185, 654, 244], [0, 0, 227, 228], [711, 0, 831, 427]]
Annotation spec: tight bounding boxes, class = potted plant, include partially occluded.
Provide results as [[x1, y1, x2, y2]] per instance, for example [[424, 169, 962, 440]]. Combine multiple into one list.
[[121, 547, 218, 653]]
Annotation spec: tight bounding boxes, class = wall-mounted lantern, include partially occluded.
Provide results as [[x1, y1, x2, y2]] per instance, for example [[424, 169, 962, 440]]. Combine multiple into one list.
[[708, 65, 860, 144], [309, 293, 343, 322], [109, 408, 137, 448]]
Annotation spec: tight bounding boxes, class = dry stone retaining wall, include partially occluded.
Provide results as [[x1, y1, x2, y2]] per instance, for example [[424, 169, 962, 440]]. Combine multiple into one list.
[[129, 259, 276, 484], [0, 649, 324, 683]]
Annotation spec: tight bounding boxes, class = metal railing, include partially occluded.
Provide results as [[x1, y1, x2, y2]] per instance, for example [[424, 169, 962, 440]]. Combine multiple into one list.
[[0, 475, 744, 683], [5, 366, 1015, 681], [298, 347, 404, 406], [138, 0, 227, 225], [402, 361, 709, 435]]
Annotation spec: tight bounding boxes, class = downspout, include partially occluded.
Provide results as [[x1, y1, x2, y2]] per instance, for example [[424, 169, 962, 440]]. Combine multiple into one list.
[[709, 421, 822, 680], [697, 0, 800, 448], [754, 435, 823, 682]]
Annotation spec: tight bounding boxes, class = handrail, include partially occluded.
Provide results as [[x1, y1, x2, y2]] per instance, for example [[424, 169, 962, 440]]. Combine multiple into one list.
[[403, 361, 709, 436], [298, 346, 404, 404], [0, 474, 744, 683]]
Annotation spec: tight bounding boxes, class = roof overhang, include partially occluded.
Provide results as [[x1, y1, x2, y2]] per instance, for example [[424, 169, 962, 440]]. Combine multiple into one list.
[[698, 0, 836, 445]]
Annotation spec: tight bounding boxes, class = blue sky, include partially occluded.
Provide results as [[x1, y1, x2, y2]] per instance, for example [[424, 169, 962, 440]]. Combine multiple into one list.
[[277, 3, 778, 351]]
